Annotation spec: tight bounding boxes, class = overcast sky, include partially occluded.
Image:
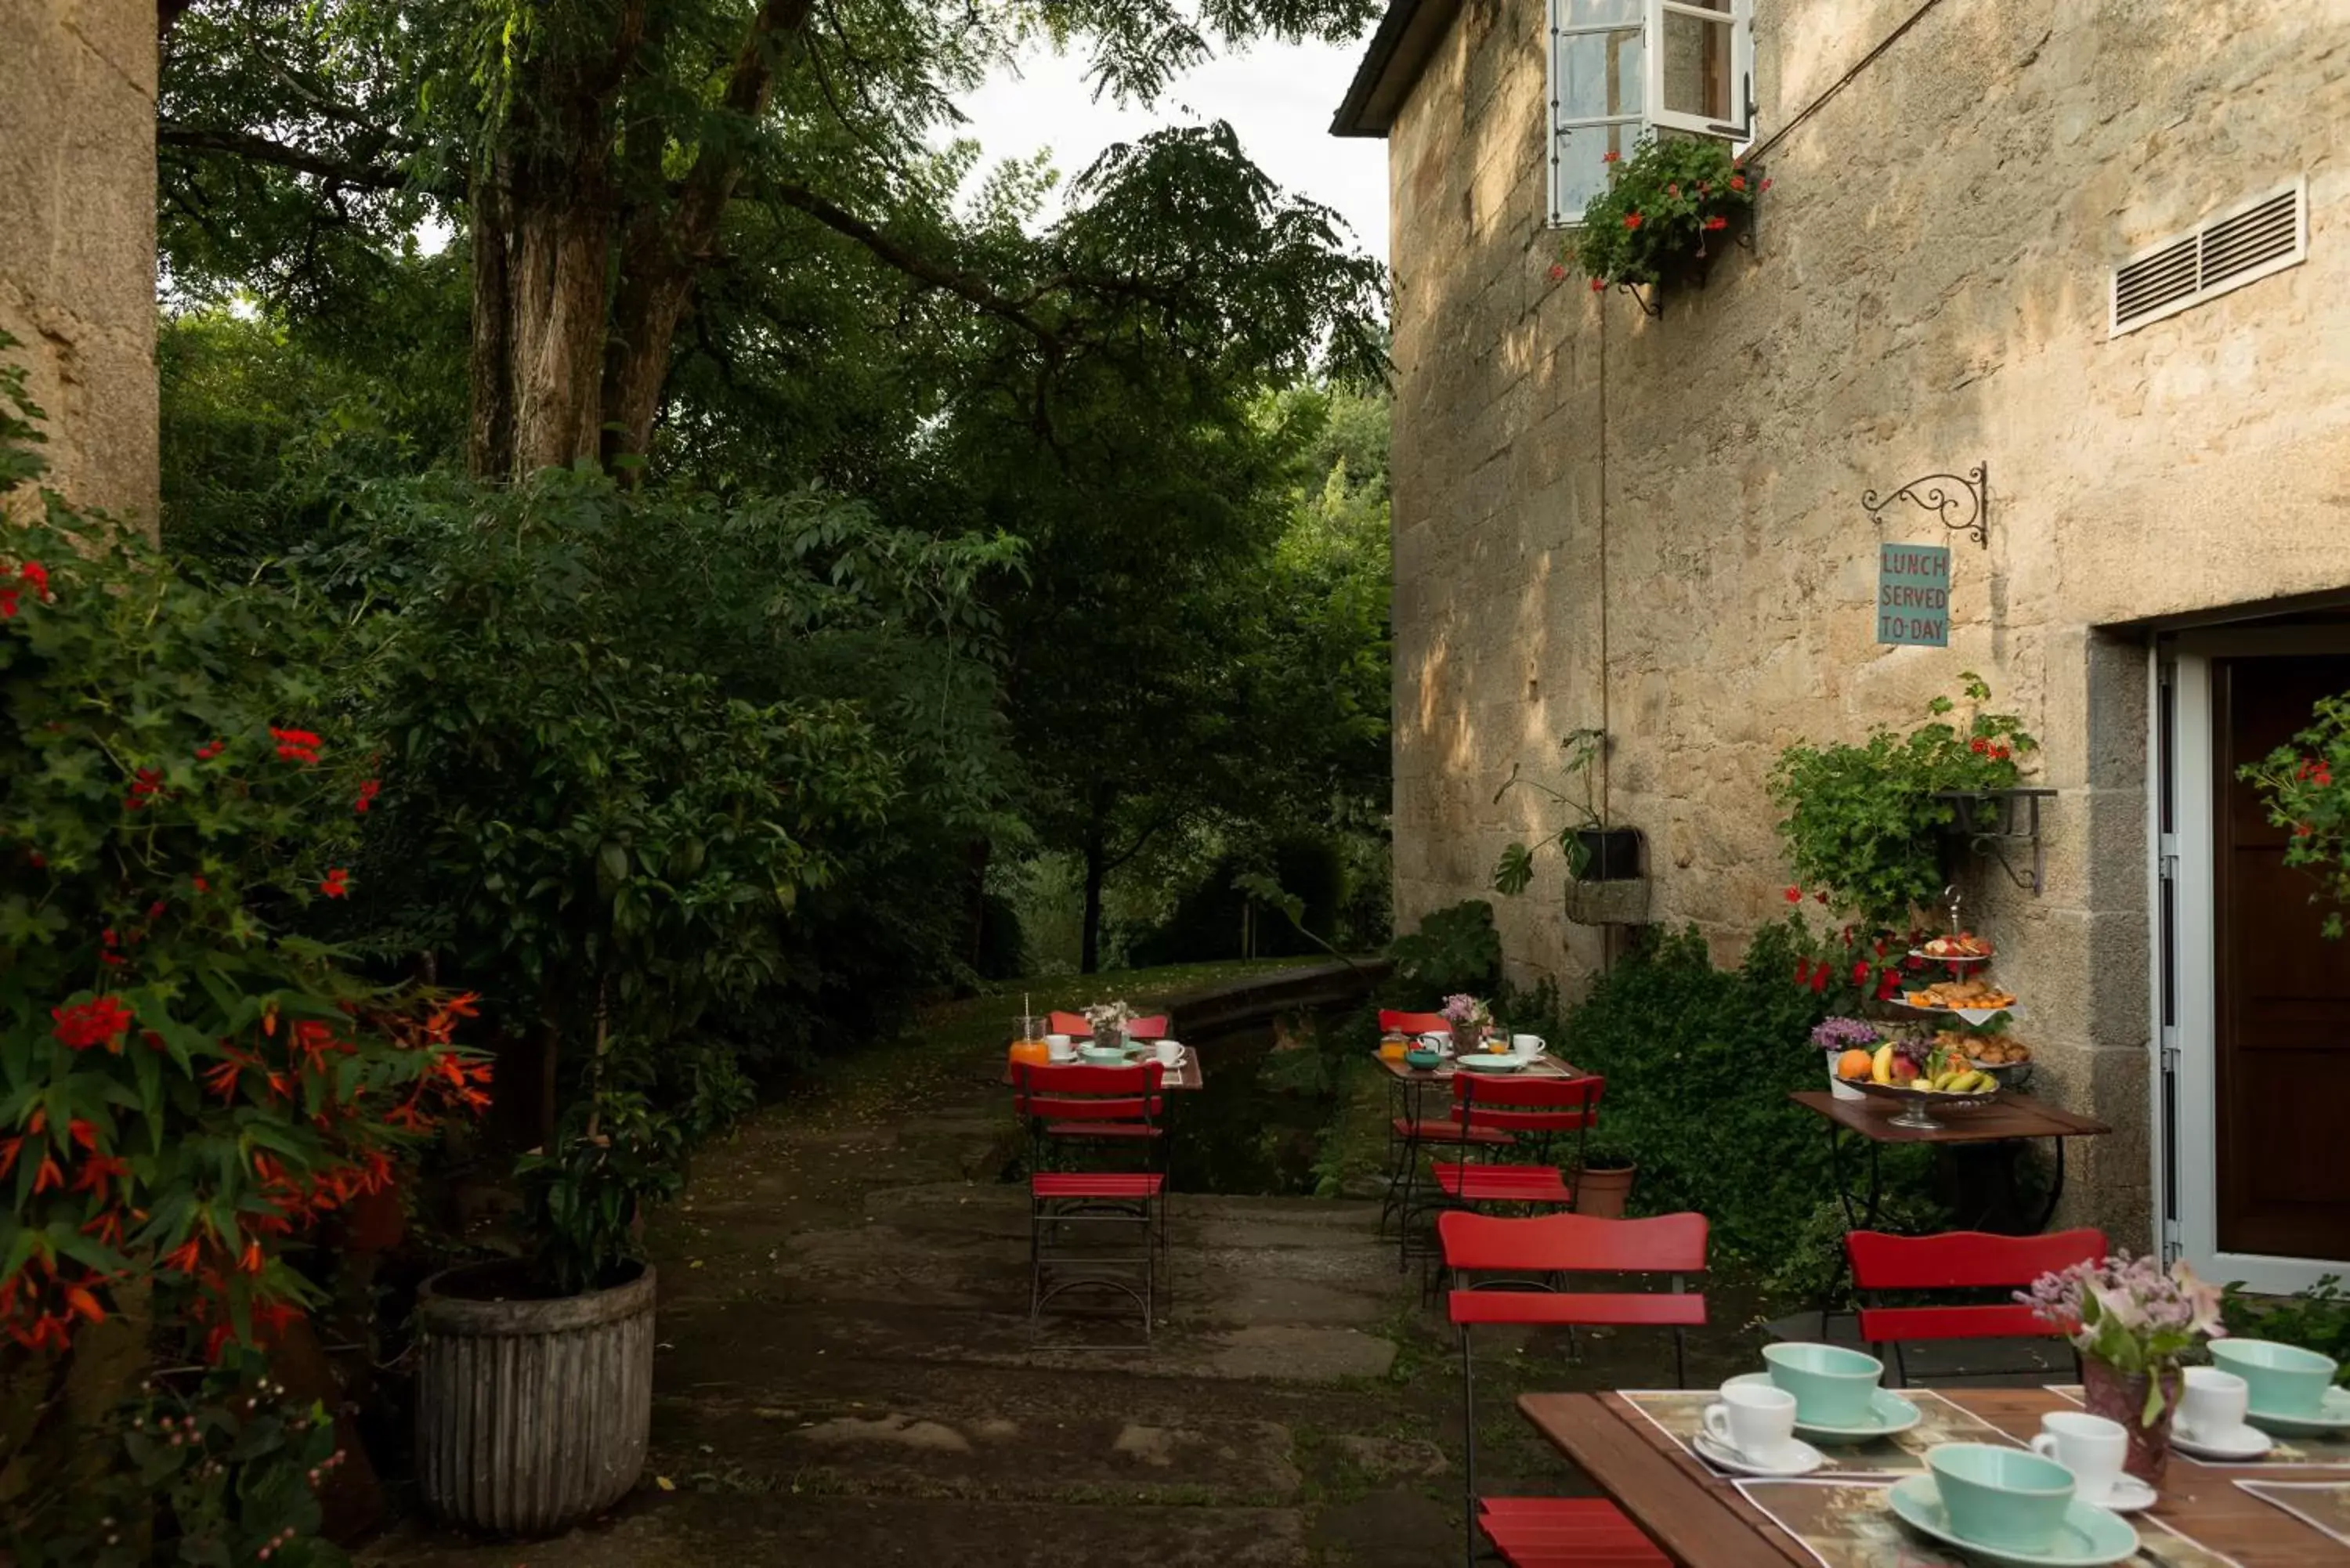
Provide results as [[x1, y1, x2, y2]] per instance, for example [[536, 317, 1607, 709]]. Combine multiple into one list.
[[949, 39, 1391, 265]]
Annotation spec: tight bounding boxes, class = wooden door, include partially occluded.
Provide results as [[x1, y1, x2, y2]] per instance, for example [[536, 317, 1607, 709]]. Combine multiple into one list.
[[2214, 655, 2350, 1261]]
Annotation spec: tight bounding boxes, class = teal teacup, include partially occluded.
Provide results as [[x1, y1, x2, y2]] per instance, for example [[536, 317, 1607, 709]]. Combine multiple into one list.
[[2213, 1339, 2340, 1419], [1927, 1443, 2075, 1554], [1762, 1342, 1882, 1427]]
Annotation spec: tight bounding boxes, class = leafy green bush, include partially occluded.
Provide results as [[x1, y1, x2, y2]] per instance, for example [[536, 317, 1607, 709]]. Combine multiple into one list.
[[1386, 900, 1502, 1004], [1769, 674, 2038, 927], [9, 1347, 348, 1567], [1555, 924, 1938, 1261]]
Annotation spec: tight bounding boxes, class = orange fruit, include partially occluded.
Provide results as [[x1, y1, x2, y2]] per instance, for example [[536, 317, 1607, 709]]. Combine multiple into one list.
[[1836, 1049, 1874, 1080]]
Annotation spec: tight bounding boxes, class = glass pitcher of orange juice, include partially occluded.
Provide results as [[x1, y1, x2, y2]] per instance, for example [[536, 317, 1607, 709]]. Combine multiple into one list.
[[1008, 1014, 1051, 1068]]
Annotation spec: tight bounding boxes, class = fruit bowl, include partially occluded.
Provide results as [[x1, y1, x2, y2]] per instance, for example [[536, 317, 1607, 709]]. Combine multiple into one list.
[[1850, 1077, 2001, 1129]]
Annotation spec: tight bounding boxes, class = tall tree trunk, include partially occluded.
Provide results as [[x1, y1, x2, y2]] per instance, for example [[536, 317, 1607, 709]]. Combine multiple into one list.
[[465, 163, 515, 479], [507, 179, 614, 473], [1080, 825, 1107, 976]]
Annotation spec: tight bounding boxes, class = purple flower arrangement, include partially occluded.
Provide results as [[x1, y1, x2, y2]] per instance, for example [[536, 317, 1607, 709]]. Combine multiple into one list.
[[1810, 1016, 1881, 1053], [2018, 1252, 2226, 1420]]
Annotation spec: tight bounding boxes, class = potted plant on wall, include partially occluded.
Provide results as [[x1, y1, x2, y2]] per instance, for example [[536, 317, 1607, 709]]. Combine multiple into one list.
[[1767, 674, 2037, 930], [1555, 135, 1764, 310], [414, 1083, 683, 1536], [1494, 729, 1648, 923]]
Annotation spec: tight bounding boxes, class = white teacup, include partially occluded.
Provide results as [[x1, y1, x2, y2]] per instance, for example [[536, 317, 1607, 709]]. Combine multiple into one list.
[[1512, 1034, 1547, 1056], [1702, 1380, 1800, 1466], [2030, 1411, 2127, 1504], [1155, 1039, 1183, 1068], [2178, 1365, 2252, 1445], [1045, 1034, 1076, 1062], [1419, 1033, 1451, 1057]]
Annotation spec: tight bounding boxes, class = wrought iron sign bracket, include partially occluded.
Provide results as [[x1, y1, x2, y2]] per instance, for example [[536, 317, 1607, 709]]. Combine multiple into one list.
[[1864, 462, 1990, 549]]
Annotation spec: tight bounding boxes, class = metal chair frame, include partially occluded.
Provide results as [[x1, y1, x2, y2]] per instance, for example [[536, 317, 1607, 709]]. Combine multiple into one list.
[[1442, 1211, 1709, 1568], [1015, 1062, 1169, 1339]]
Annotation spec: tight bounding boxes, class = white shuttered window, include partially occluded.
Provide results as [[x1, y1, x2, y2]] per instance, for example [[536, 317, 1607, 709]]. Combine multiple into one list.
[[1548, 0, 1752, 226]]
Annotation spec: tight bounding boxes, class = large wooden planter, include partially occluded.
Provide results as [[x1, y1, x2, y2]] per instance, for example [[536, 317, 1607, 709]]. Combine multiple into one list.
[[415, 1259, 656, 1536]]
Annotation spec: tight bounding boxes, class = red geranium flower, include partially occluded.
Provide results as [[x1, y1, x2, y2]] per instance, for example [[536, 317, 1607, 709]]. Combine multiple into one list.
[[1784, 886, 1802, 903], [1546, 262, 1567, 282], [1703, 215, 1728, 231], [1602, 149, 1621, 164], [52, 996, 135, 1053], [18, 561, 49, 598], [1589, 277, 1606, 291], [1729, 175, 1746, 192], [354, 778, 381, 815], [320, 867, 351, 898], [1622, 213, 1643, 230]]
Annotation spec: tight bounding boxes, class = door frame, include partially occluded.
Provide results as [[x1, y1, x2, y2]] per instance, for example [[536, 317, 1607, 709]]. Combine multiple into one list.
[[2155, 627, 2350, 1295]]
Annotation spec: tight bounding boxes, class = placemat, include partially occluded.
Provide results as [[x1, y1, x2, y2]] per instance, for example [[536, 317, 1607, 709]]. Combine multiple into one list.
[[2236, 1479, 2350, 1548], [2047, 1385, 2350, 1469], [1619, 1387, 2019, 1478], [1736, 1477, 2243, 1568]]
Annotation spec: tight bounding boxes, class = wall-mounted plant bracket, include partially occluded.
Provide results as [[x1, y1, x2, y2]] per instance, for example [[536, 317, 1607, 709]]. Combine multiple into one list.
[[1936, 787, 2055, 895], [1864, 463, 1990, 549]]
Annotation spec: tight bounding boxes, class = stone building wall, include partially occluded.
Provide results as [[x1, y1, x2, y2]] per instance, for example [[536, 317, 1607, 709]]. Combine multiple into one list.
[[0, 0, 158, 525], [1386, 0, 2350, 1241]]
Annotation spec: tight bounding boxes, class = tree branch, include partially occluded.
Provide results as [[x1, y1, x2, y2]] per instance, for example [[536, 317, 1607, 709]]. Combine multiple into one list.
[[156, 125, 439, 196], [768, 180, 1058, 345]]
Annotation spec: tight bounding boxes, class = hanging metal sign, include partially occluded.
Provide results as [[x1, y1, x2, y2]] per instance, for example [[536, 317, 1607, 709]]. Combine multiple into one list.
[[1876, 543, 1950, 646]]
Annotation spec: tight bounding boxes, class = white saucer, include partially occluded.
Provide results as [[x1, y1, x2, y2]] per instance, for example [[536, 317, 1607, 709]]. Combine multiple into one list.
[[1887, 1475, 2139, 1566], [2080, 1475, 2157, 1515], [2172, 1423, 2274, 1461], [1691, 1431, 1826, 1478]]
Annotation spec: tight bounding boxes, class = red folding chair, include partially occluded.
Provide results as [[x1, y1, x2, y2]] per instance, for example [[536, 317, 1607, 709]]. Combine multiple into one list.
[[1015, 1062, 1168, 1337], [1046, 1010, 1093, 1037], [1441, 1212, 1705, 1568], [1376, 1009, 1494, 1248], [1846, 1227, 2106, 1386], [1429, 1074, 1607, 1212]]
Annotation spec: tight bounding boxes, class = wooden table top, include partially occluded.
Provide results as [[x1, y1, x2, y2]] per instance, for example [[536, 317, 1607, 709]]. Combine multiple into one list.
[[1789, 1088, 2113, 1145], [1518, 1387, 2348, 1566], [1373, 1053, 1587, 1084], [1002, 1054, 1203, 1090]]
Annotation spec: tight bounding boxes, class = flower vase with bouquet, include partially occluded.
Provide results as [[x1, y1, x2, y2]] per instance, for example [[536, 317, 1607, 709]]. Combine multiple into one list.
[[1441, 993, 1495, 1054], [2019, 1252, 2226, 1488]]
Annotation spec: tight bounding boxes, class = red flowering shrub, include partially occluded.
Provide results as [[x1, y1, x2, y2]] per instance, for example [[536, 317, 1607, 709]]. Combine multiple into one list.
[[0, 382, 486, 1364], [2241, 693, 2350, 938], [1553, 135, 1762, 293]]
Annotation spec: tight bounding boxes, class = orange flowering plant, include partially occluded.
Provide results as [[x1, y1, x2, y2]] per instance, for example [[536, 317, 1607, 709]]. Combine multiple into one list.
[[0, 351, 487, 1363]]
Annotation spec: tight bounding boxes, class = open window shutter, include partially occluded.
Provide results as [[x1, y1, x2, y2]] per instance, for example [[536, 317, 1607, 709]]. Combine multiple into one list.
[[1643, 0, 1751, 139]]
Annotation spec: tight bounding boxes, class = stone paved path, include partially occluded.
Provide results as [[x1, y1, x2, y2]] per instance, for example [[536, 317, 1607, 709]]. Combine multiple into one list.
[[363, 979, 1766, 1566]]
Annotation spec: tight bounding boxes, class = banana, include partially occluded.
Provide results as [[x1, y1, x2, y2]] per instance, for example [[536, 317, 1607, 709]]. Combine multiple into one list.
[[1930, 1071, 1957, 1091], [1871, 1043, 1895, 1086]]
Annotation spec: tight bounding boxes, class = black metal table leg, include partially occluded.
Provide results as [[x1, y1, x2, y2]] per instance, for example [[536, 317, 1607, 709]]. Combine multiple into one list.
[[2031, 1136, 2066, 1233]]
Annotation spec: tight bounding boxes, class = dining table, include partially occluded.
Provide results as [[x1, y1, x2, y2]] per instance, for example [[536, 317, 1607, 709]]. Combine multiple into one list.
[[1001, 1046, 1204, 1091], [1518, 1385, 2350, 1566], [1790, 1088, 2112, 1235]]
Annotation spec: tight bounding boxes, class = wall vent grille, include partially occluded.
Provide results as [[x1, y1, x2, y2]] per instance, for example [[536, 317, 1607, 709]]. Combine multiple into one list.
[[2111, 179, 2307, 338]]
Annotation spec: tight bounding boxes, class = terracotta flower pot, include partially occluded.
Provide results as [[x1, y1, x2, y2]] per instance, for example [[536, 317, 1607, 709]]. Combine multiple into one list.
[[2081, 1354, 2180, 1489], [1574, 1163, 1637, 1219]]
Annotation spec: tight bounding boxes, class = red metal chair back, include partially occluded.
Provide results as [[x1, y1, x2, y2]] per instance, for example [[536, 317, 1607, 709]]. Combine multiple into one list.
[[1013, 1061, 1164, 1125], [1440, 1210, 1708, 1279], [1452, 1071, 1603, 1133], [1846, 1228, 2106, 1359], [1379, 1009, 1449, 1036], [1126, 1014, 1170, 1039], [1441, 1211, 1708, 1564], [1045, 1010, 1093, 1038]]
